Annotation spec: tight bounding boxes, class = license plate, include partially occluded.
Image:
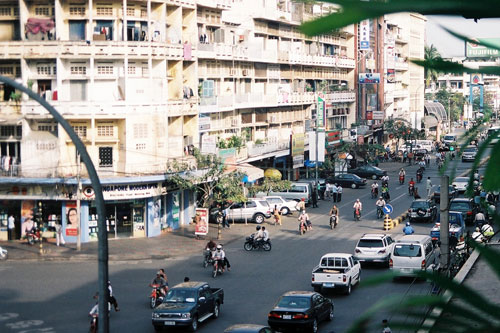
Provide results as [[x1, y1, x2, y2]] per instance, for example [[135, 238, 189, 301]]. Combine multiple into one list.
[[164, 321, 176, 326], [282, 315, 291, 320], [323, 282, 334, 287], [411, 213, 417, 217]]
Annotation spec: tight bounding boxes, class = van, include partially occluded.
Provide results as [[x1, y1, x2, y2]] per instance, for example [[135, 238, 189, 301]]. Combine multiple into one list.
[[416, 140, 433, 153], [267, 182, 312, 205], [389, 235, 439, 278], [442, 134, 458, 147]]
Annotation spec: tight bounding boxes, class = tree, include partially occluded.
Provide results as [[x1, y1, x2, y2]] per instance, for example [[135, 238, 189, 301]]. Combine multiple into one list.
[[167, 149, 246, 208], [424, 44, 442, 88], [432, 88, 466, 123], [248, 176, 291, 197]]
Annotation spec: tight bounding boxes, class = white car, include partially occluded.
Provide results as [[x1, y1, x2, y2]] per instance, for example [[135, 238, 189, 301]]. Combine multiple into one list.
[[353, 234, 395, 266], [452, 177, 469, 193], [263, 196, 297, 215]]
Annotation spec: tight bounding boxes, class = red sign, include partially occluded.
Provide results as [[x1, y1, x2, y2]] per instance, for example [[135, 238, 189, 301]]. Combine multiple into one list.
[[194, 208, 209, 236]]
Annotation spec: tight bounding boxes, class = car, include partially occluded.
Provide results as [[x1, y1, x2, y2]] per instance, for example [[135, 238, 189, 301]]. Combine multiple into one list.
[[224, 324, 275, 333], [407, 199, 437, 223], [263, 196, 297, 215], [326, 173, 367, 189], [390, 235, 440, 278], [347, 165, 386, 180], [449, 198, 478, 225], [266, 182, 313, 205], [462, 145, 478, 162], [210, 199, 272, 224], [353, 234, 395, 266], [432, 185, 458, 204], [443, 134, 458, 147], [268, 291, 334, 333], [416, 140, 433, 153], [452, 177, 469, 193]]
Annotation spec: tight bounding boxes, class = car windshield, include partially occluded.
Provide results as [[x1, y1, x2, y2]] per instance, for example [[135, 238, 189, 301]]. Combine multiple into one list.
[[290, 185, 306, 193], [276, 296, 310, 309], [165, 289, 196, 303], [411, 201, 429, 209], [464, 147, 477, 153], [259, 201, 269, 207], [444, 136, 455, 140], [450, 202, 470, 210], [393, 244, 422, 257], [454, 177, 468, 183], [449, 214, 461, 225], [357, 239, 384, 248]]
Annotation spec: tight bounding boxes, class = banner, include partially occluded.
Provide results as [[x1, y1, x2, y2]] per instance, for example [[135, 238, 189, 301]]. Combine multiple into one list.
[[21, 200, 35, 237], [290, 133, 305, 156], [359, 73, 380, 84], [65, 201, 78, 236], [466, 38, 500, 58], [367, 93, 377, 112], [317, 96, 325, 127], [194, 208, 209, 236], [359, 20, 370, 50], [308, 131, 326, 162]]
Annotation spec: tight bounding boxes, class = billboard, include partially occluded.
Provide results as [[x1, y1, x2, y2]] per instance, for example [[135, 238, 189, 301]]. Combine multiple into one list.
[[359, 20, 370, 50], [316, 96, 326, 127], [466, 38, 500, 58], [290, 133, 305, 156], [359, 73, 380, 84]]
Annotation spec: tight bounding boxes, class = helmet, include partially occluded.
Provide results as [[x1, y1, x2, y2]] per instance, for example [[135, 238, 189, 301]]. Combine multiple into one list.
[[256, 226, 261, 231], [379, 197, 383, 199], [406, 221, 411, 226], [356, 198, 360, 201], [216, 244, 222, 250]]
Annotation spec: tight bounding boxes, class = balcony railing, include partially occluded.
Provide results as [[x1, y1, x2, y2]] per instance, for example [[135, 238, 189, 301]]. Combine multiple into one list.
[[247, 139, 290, 158]]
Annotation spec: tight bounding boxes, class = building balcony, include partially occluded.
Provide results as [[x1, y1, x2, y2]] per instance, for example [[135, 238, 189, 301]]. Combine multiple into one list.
[[197, 0, 232, 9], [394, 60, 409, 71], [247, 139, 290, 158], [393, 89, 409, 99], [0, 41, 185, 60], [323, 90, 356, 103], [168, 98, 198, 116]]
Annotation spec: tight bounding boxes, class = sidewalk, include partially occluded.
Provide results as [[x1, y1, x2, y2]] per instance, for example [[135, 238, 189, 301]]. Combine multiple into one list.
[[0, 222, 256, 262]]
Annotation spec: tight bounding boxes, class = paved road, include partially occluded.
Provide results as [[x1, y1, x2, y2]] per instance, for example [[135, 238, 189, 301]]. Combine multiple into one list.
[[0, 154, 486, 333]]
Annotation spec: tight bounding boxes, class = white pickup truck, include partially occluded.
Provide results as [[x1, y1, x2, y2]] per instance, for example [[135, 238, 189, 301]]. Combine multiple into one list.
[[311, 253, 361, 295]]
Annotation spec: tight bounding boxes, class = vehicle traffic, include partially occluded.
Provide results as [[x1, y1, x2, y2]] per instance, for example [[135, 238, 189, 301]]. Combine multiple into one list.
[[407, 199, 437, 223], [449, 198, 478, 225], [347, 165, 386, 180], [430, 211, 466, 244], [311, 253, 361, 295], [262, 196, 297, 216], [353, 234, 395, 267], [452, 177, 469, 193], [389, 235, 440, 279]]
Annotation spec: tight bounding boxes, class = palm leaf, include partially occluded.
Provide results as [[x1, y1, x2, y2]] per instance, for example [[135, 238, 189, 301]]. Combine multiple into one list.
[[466, 131, 499, 197], [482, 140, 500, 191], [468, 241, 500, 280], [300, 0, 500, 36], [412, 59, 500, 76]]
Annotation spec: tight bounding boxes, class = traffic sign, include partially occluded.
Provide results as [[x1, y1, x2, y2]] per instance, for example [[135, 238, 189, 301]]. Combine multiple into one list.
[[383, 204, 393, 215]]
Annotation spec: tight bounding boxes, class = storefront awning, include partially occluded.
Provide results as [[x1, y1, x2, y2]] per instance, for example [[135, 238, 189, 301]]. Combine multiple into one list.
[[235, 163, 264, 183]]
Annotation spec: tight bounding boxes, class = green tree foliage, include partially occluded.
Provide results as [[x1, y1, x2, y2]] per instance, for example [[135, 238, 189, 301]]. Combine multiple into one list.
[[424, 44, 442, 88], [248, 177, 292, 197], [430, 88, 466, 123]]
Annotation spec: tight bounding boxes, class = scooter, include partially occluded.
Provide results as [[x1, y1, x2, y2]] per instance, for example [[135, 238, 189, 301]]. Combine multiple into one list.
[[149, 284, 165, 308], [203, 249, 214, 268], [212, 260, 224, 278], [0, 246, 7, 260], [371, 187, 378, 199], [299, 221, 308, 235], [244, 234, 272, 251], [376, 206, 384, 219], [25, 228, 41, 245], [408, 184, 415, 196], [399, 174, 405, 185], [90, 314, 98, 333], [329, 215, 338, 229], [416, 172, 423, 183], [354, 208, 361, 221]]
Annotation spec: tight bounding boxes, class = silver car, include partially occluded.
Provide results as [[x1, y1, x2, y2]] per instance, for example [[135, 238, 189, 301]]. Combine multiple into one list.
[[226, 199, 272, 224], [452, 177, 469, 193], [461, 145, 478, 162], [353, 234, 394, 266]]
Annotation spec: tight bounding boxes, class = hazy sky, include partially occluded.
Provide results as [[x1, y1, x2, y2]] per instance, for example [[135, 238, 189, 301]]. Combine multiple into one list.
[[426, 16, 500, 58]]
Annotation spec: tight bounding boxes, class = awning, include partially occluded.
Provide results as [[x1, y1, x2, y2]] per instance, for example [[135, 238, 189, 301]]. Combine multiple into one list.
[[424, 101, 447, 121], [0, 113, 23, 125], [236, 163, 264, 183]]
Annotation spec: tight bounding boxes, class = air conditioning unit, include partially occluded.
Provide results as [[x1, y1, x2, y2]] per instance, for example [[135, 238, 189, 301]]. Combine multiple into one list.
[[242, 69, 248, 76], [229, 69, 236, 76], [231, 119, 238, 127]]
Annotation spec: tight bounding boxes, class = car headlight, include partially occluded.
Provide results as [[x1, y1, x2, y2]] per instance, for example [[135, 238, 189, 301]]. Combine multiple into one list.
[[181, 313, 191, 319], [152, 313, 160, 319]]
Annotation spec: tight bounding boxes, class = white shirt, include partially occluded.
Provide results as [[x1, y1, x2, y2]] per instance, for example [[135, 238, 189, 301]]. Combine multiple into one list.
[[8, 216, 14, 229], [263, 230, 269, 241], [337, 186, 343, 193], [426, 179, 432, 189], [331, 185, 338, 193], [353, 201, 362, 210]]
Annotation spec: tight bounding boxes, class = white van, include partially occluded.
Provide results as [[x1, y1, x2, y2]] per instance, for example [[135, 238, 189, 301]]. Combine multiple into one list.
[[389, 235, 439, 278], [416, 140, 433, 153], [442, 134, 458, 147]]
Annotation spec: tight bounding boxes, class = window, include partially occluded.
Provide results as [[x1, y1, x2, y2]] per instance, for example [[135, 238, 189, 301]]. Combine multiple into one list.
[[135, 143, 146, 150], [393, 244, 422, 257], [96, 7, 113, 16], [127, 65, 136, 75], [37, 65, 52, 75], [357, 239, 384, 248], [69, 7, 86, 16], [70, 66, 86, 75], [97, 125, 114, 137], [35, 7, 50, 16], [245, 201, 256, 208], [0, 7, 12, 16], [38, 125, 54, 132], [290, 185, 306, 193], [97, 65, 113, 75], [72, 125, 87, 138], [0, 126, 15, 137], [133, 123, 148, 139], [99, 147, 113, 167]]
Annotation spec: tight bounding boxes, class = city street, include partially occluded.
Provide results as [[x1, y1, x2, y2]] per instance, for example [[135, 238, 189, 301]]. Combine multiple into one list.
[[0, 155, 486, 333]]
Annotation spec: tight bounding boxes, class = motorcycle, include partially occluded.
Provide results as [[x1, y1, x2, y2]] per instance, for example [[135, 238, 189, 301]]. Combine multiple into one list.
[[371, 187, 378, 199], [90, 314, 98, 333], [244, 234, 272, 251], [329, 215, 338, 229], [203, 249, 214, 268], [416, 172, 423, 183], [376, 206, 384, 219], [354, 208, 361, 221], [299, 220, 308, 235], [381, 190, 390, 202], [0, 246, 7, 260], [399, 174, 405, 185], [212, 259, 224, 278], [25, 227, 41, 245], [149, 284, 165, 308], [408, 184, 415, 196]]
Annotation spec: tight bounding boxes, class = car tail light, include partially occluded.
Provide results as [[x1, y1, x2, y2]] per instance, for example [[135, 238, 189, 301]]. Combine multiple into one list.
[[408, 209, 411, 213], [421, 260, 426, 270], [311, 275, 315, 282], [268, 312, 281, 319], [343, 275, 346, 282], [293, 313, 309, 319], [467, 211, 472, 216], [355, 248, 361, 253], [378, 249, 386, 254], [389, 259, 393, 267]]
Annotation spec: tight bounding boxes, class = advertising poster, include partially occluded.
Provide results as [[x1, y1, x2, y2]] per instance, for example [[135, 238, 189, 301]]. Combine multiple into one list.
[[153, 198, 161, 227], [195, 208, 209, 236], [387, 68, 395, 83], [172, 193, 180, 226], [65, 201, 78, 236], [359, 73, 380, 84], [21, 200, 35, 237], [367, 93, 378, 112]]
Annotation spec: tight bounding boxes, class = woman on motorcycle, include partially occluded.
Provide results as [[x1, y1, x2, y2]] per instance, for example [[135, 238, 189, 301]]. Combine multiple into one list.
[[353, 199, 362, 220], [371, 182, 379, 198]]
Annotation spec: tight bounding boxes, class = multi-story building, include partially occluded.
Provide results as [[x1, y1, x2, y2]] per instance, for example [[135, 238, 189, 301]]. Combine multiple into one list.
[[0, 0, 200, 242]]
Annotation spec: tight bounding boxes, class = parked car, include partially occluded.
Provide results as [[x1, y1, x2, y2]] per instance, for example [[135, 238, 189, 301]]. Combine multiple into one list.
[[353, 234, 395, 266], [311, 253, 361, 294], [268, 291, 334, 333], [267, 182, 312, 205], [449, 198, 478, 225], [407, 199, 437, 223], [152, 281, 224, 332], [326, 173, 367, 189], [452, 177, 469, 193], [390, 235, 440, 279], [224, 324, 275, 333], [462, 145, 478, 162], [263, 196, 297, 215], [210, 199, 272, 224], [348, 165, 386, 180], [430, 211, 466, 244], [432, 185, 458, 204]]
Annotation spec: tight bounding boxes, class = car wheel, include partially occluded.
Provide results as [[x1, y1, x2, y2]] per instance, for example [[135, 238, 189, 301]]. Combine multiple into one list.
[[351, 183, 357, 189], [281, 207, 290, 215], [189, 315, 198, 332], [213, 302, 220, 319], [254, 213, 265, 224], [327, 305, 334, 321], [310, 318, 318, 333], [345, 280, 352, 295]]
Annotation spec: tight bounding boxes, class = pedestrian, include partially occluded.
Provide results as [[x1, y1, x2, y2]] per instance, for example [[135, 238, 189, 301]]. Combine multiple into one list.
[[382, 319, 392, 333], [311, 188, 318, 208], [331, 183, 338, 203], [7, 214, 15, 241], [325, 183, 331, 199], [108, 281, 120, 312], [273, 205, 282, 226], [337, 185, 343, 202], [55, 221, 65, 246], [426, 177, 433, 199], [222, 204, 230, 229], [425, 153, 431, 166], [403, 151, 408, 163], [407, 151, 414, 165], [295, 198, 306, 213]]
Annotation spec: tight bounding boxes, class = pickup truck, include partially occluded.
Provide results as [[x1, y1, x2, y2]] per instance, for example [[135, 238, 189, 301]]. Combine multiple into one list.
[[311, 253, 361, 295], [430, 211, 465, 245], [152, 281, 224, 332]]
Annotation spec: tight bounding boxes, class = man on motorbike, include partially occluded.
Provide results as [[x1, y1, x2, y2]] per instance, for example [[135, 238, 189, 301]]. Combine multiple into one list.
[[329, 204, 339, 228], [212, 244, 226, 272], [408, 178, 416, 196], [371, 182, 379, 198], [474, 211, 486, 228], [353, 199, 362, 219], [253, 226, 265, 245], [403, 221, 415, 235], [399, 168, 406, 184], [381, 184, 390, 201], [218, 243, 231, 271], [376, 197, 386, 218], [381, 174, 389, 187], [150, 272, 168, 297]]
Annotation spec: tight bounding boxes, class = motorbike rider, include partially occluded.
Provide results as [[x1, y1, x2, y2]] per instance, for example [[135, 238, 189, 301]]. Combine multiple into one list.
[[150, 272, 168, 297], [399, 168, 406, 183], [371, 182, 379, 197], [472, 227, 485, 243], [381, 174, 389, 187], [403, 221, 415, 235], [253, 226, 265, 245], [376, 197, 386, 218], [212, 244, 226, 272], [408, 178, 416, 195], [381, 184, 390, 201], [206, 239, 217, 251], [474, 210, 486, 228], [262, 226, 269, 242], [218, 243, 231, 271], [329, 204, 339, 228], [298, 210, 310, 231], [353, 199, 363, 219]]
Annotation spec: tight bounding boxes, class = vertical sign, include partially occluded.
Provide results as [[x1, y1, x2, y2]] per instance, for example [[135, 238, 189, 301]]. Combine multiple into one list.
[[359, 20, 370, 50], [317, 96, 325, 127], [194, 208, 209, 236], [291, 133, 305, 169]]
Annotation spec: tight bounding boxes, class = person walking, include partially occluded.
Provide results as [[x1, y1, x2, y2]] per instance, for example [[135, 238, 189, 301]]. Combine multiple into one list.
[[55, 221, 65, 246], [337, 185, 343, 202], [295, 198, 306, 213], [273, 205, 282, 226], [7, 214, 15, 241], [222, 205, 230, 229], [108, 281, 120, 312], [426, 177, 433, 199], [311, 188, 318, 208], [331, 183, 338, 203]]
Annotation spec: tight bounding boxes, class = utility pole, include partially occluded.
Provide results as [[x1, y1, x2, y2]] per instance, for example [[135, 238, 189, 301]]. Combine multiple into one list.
[[76, 153, 81, 251], [440, 175, 450, 269]]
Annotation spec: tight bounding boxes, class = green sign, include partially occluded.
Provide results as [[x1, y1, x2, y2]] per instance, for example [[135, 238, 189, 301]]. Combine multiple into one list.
[[317, 96, 325, 127], [466, 38, 500, 58]]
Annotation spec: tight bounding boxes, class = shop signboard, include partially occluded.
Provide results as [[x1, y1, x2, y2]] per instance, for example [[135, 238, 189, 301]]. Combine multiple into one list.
[[373, 111, 385, 120], [20, 200, 35, 237], [65, 201, 78, 237], [317, 96, 326, 127], [195, 208, 209, 236], [198, 113, 211, 131], [293, 155, 304, 169], [326, 130, 341, 147], [83, 183, 163, 200], [466, 38, 500, 58], [359, 20, 370, 50], [290, 133, 305, 156], [218, 148, 237, 172], [367, 93, 377, 111], [359, 73, 380, 84], [201, 134, 217, 155]]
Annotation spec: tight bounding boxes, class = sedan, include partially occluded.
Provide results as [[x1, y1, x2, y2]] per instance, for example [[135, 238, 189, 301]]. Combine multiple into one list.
[[263, 196, 297, 215], [408, 199, 437, 223], [449, 198, 478, 225], [432, 185, 458, 204], [452, 177, 469, 193], [268, 291, 333, 333], [462, 145, 478, 162], [348, 165, 386, 180], [326, 173, 367, 189]]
